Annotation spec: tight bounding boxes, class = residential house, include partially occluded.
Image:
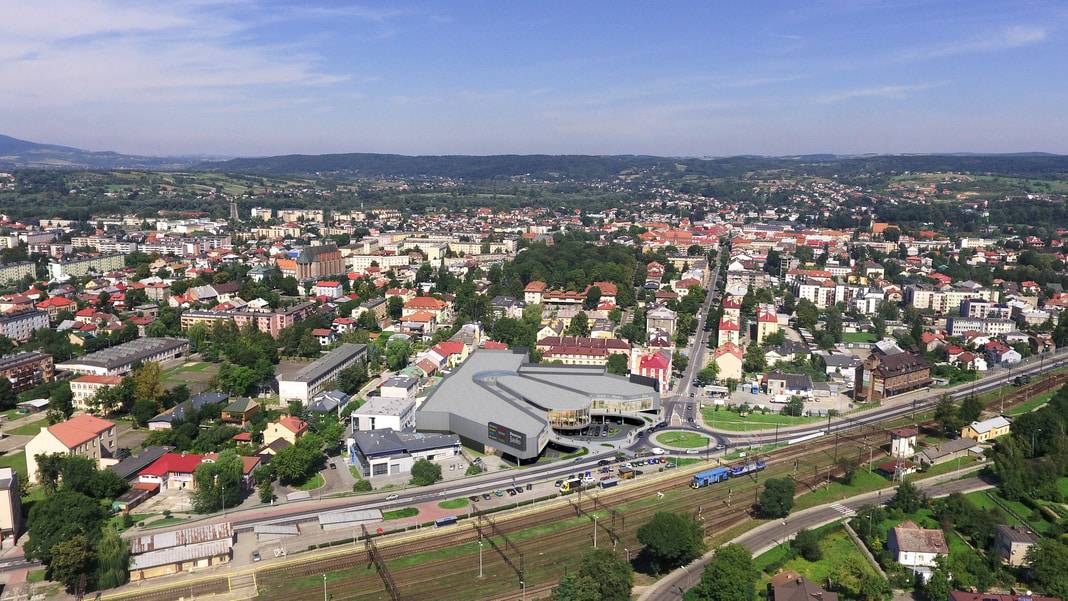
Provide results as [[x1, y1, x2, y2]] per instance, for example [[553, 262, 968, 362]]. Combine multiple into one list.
[[70, 374, 124, 413], [221, 397, 261, 425], [711, 342, 744, 382], [994, 524, 1038, 567], [888, 520, 949, 581], [768, 572, 838, 601], [961, 416, 1011, 443], [263, 416, 308, 447], [25, 414, 117, 483]]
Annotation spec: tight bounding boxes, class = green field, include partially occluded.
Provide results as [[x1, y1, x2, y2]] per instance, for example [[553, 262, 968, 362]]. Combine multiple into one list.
[[842, 331, 877, 343], [438, 498, 469, 510], [383, 507, 419, 520], [653, 431, 710, 448], [1004, 390, 1055, 416], [702, 408, 824, 432]]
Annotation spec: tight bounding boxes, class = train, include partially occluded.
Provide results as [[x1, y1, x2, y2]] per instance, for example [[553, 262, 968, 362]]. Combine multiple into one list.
[[690, 459, 767, 489], [435, 516, 458, 527]]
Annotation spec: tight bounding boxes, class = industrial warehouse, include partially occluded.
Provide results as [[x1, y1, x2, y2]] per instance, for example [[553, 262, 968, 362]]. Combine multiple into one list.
[[415, 349, 661, 462]]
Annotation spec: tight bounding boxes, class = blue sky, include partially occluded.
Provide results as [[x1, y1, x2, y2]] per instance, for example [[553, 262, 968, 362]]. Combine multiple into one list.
[[1, 0, 1065, 156]]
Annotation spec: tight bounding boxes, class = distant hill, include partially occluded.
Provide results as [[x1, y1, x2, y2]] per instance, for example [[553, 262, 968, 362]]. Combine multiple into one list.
[[0, 134, 193, 170], [199, 151, 1068, 180], [3, 132, 1068, 180]]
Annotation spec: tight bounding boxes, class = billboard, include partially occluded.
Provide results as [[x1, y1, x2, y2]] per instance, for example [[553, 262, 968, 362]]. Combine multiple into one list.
[[488, 421, 526, 450]]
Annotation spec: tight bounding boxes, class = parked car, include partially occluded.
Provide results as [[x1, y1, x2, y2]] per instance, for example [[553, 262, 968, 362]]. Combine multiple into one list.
[[494, 489, 504, 497], [482, 493, 492, 501], [468, 496, 479, 502], [251, 551, 261, 562]]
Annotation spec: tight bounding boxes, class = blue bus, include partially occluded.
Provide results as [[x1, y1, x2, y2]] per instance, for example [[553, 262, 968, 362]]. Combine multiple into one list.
[[691, 467, 730, 488], [600, 478, 619, 489], [435, 516, 458, 527]]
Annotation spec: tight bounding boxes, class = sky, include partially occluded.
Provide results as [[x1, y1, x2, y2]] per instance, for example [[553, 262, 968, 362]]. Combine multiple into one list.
[[1, 0, 1066, 157]]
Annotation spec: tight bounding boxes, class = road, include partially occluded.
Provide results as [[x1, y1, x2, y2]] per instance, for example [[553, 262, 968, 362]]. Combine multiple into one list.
[[640, 471, 995, 601]]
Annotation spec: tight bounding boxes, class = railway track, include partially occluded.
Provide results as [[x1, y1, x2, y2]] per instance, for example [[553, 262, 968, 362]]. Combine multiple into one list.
[[106, 373, 1063, 601]]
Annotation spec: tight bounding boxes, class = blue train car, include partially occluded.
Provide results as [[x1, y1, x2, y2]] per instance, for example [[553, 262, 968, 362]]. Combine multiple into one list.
[[729, 459, 767, 477], [691, 467, 730, 488], [600, 478, 619, 489], [435, 516, 458, 527]]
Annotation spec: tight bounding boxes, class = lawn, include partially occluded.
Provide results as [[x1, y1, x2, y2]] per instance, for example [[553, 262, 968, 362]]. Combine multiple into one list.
[[147, 516, 189, 528], [383, 507, 419, 520], [1004, 390, 1055, 416], [438, 498, 469, 510], [794, 468, 890, 511], [653, 431, 710, 448], [1057, 477, 1068, 499], [26, 569, 46, 583], [842, 332, 877, 343], [702, 408, 824, 432], [7, 418, 47, 436], [294, 473, 325, 491], [754, 525, 879, 597], [0, 451, 26, 480], [915, 455, 980, 479]]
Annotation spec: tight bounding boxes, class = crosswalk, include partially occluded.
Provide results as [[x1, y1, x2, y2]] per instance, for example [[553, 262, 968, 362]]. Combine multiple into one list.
[[829, 503, 856, 517]]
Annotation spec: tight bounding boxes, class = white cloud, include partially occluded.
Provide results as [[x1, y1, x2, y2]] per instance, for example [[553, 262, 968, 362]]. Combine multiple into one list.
[[899, 25, 1048, 60], [0, 1, 352, 110], [816, 82, 945, 104]]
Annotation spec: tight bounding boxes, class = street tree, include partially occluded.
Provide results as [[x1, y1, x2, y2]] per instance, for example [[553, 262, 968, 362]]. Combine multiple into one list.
[[636, 512, 706, 574], [757, 477, 795, 518], [95, 524, 130, 589], [687, 543, 756, 601]]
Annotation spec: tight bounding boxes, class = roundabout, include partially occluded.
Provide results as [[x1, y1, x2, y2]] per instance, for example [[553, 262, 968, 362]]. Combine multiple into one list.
[[652, 429, 712, 449]]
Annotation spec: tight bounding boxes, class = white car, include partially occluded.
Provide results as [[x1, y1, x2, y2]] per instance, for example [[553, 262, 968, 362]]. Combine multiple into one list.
[[651, 447, 665, 456], [385, 493, 399, 501]]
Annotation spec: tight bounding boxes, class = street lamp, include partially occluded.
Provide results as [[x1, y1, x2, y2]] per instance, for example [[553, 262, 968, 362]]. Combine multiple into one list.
[[322, 574, 327, 601], [478, 538, 484, 578]]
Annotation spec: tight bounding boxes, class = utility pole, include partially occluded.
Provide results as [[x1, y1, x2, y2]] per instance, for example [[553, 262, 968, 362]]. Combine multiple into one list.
[[593, 514, 598, 549], [322, 574, 327, 601], [478, 537, 484, 578]]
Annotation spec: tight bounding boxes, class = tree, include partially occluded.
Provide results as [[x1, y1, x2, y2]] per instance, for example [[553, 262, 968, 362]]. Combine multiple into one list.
[[958, 395, 983, 425], [552, 549, 632, 601], [387, 296, 404, 320], [743, 344, 766, 374], [49, 534, 92, 593], [872, 316, 886, 340], [782, 396, 804, 417], [584, 286, 602, 310], [888, 481, 926, 514], [757, 477, 795, 518], [1026, 539, 1068, 599], [567, 312, 590, 337], [672, 351, 689, 374], [934, 395, 960, 434], [791, 529, 821, 561], [636, 512, 706, 574], [606, 354, 629, 376], [95, 524, 130, 589], [192, 450, 243, 513], [0, 377, 15, 411], [410, 459, 442, 486], [131, 398, 158, 427], [24, 489, 105, 568], [687, 544, 755, 601], [132, 362, 165, 408], [921, 566, 953, 601], [336, 362, 369, 395], [48, 382, 74, 419]]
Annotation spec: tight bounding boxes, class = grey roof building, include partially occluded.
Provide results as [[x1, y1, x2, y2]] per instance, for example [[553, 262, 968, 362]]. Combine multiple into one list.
[[277, 343, 367, 404], [56, 337, 190, 376], [109, 446, 172, 480], [148, 392, 229, 429], [416, 349, 660, 461]]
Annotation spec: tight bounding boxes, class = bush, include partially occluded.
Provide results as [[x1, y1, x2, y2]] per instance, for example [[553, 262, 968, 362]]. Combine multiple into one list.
[[791, 529, 822, 561], [353, 480, 373, 492], [465, 464, 483, 476]]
